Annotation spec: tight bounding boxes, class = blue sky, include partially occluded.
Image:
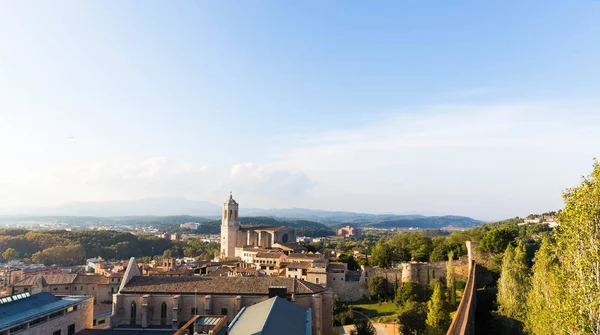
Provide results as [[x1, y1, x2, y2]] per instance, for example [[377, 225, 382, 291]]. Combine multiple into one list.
[[1, 1, 599, 220]]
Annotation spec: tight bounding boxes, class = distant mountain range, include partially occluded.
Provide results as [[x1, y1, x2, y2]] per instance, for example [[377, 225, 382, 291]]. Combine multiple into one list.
[[1, 197, 484, 229]]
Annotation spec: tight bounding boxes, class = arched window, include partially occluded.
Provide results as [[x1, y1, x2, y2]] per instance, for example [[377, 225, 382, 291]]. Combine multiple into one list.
[[234, 210, 237, 219], [130, 302, 137, 325], [160, 302, 167, 324], [229, 209, 232, 218], [224, 210, 227, 219]]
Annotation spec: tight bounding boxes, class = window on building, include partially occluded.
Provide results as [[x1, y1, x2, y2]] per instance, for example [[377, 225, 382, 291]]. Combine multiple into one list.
[[10, 324, 25, 333], [52, 330, 61, 335], [49, 311, 62, 319], [53, 287, 57, 291], [111, 287, 115, 293], [68, 324, 75, 335], [24, 288, 28, 292], [316, 278, 319, 284], [65, 286, 69, 290], [221, 308, 228, 316], [160, 302, 167, 324], [130, 302, 137, 325], [13, 289, 19, 293], [98, 319, 106, 325], [29, 316, 45, 327], [93, 320, 97, 326], [191, 308, 197, 315]]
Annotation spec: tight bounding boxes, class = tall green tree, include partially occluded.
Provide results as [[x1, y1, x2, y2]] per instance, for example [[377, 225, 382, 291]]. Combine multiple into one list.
[[2, 248, 18, 261], [395, 281, 430, 306], [479, 227, 517, 254], [446, 251, 456, 307], [425, 280, 451, 335], [553, 160, 600, 333], [525, 237, 560, 335], [497, 241, 530, 328], [370, 241, 394, 268], [367, 276, 388, 302], [398, 300, 428, 335], [350, 319, 376, 335]]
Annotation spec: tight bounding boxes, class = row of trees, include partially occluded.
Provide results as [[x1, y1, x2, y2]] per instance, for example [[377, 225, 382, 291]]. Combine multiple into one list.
[[369, 230, 469, 268], [496, 161, 600, 334]]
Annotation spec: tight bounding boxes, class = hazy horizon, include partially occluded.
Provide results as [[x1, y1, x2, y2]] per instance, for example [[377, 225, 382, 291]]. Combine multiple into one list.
[[1, 1, 599, 220]]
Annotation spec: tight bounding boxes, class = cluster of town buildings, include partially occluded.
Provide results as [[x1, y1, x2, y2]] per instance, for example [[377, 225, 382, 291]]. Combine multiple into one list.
[[0, 195, 461, 335]]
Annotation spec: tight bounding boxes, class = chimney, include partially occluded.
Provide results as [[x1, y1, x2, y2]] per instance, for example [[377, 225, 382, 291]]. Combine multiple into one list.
[[268, 286, 287, 299]]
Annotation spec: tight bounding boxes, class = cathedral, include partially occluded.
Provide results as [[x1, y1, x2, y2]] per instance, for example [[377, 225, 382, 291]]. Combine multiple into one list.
[[221, 193, 296, 258]]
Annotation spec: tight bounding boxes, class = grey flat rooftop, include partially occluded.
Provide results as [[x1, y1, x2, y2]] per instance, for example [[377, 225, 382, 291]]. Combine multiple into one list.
[[0, 292, 89, 332], [228, 296, 309, 335]]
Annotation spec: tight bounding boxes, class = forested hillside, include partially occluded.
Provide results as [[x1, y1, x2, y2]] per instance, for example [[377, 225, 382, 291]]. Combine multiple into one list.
[[0, 229, 218, 265]]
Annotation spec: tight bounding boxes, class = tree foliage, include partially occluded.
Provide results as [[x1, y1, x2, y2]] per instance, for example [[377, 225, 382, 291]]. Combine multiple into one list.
[[425, 280, 451, 335], [446, 251, 456, 307], [397, 300, 428, 335], [525, 237, 560, 335], [2, 247, 18, 261], [479, 227, 517, 254], [367, 276, 388, 302], [395, 282, 430, 306], [350, 319, 376, 335], [497, 241, 530, 329], [31, 244, 86, 265], [551, 160, 600, 334]]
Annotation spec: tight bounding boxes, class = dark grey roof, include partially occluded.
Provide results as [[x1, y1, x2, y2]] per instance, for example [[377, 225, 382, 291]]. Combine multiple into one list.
[[228, 296, 309, 335], [0, 292, 89, 332]]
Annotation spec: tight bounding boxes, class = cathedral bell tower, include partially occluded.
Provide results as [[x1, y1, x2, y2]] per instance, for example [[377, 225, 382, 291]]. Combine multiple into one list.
[[221, 192, 239, 258]]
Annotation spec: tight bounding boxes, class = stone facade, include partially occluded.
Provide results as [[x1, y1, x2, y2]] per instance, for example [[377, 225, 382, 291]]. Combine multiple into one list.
[[221, 194, 296, 258], [112, 258, 333, 335], [11, 274, 111, 304]]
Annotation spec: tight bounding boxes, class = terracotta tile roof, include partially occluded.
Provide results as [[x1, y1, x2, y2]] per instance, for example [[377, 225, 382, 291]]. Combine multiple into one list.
[[120, 276, 326, 295], [108, 272, 125, 278], [255, 252, 283, 259], [285, 262, 312, 270], [74, 274, 109, 285], [13, 274, 77, 286], [286, 253, 324, 261], [206, 268, 231, 277]]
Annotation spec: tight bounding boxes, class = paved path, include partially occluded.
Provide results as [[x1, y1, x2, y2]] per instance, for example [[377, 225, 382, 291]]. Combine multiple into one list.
[[337, 323, 396, 335]]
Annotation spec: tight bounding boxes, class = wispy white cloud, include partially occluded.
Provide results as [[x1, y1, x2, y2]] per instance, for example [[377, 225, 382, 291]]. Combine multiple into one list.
[[266, 101, 600, 219]]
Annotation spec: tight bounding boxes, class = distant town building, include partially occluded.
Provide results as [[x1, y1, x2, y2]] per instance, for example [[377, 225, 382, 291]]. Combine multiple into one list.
[[86, 258, 106, 272], [0, 292, 93, 335], [337, 226, 362, 238], [180, 222, 200, 230]]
